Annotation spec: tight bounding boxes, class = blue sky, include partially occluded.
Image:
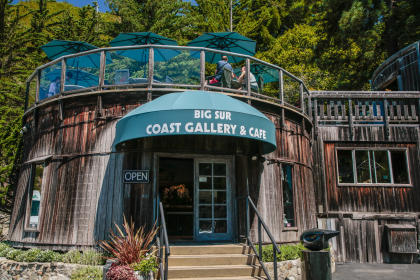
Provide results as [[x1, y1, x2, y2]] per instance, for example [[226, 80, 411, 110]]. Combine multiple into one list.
[[12, 0, 197, 13]]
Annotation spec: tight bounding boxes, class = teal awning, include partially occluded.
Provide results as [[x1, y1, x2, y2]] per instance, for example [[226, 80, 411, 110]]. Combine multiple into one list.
[[114, 91, 276, 154]]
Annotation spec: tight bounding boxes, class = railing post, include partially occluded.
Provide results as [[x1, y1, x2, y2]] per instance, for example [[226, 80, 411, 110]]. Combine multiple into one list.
[[24, 81, 30, 111], [98, 51, 106, 90], [200, 50, 205, 90], [273, 244, 278, 280], [384, 98, 390, 140], [246, 58, 251, 99], [313, 98, 318, 139], [279, 70, 284, 103], [258, 220, 262, 259], [36, 70, 40, 103], [246, 197, 250, 245], [300, 82, 304, 112], [60, 59, 66, 93], [348, 98, 354, 141], [147, 47, 154, 102]]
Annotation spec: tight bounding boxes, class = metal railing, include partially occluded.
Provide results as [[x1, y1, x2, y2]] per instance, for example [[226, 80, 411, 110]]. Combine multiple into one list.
[[244, 195, 281, 280], [24, 44, 310, 117], [157, 202, 170, 280]]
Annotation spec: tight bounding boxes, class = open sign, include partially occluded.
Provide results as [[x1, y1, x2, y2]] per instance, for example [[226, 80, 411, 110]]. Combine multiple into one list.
[[123, 170, 150, 183]]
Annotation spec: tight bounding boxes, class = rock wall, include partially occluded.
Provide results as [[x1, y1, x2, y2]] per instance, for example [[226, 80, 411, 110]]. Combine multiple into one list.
[[0, 257, 101, 280]]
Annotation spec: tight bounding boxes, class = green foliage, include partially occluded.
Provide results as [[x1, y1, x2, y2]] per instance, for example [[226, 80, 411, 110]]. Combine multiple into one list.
[[130, 255, 158, 274], [70, 266, 103, 280], [256, 243, 305, 262], [0, 241, 11, 256]]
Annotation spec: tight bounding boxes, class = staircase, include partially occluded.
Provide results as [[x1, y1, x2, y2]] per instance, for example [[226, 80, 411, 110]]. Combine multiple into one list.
[[167, 244, 265, 280]]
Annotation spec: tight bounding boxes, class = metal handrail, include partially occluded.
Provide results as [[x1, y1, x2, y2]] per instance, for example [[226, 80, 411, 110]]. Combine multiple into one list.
[[158, 202, 170, 280], [245, 195, 281, 280]]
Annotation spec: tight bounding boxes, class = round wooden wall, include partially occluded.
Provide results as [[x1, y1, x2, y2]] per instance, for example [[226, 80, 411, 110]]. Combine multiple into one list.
[[9, 91, 315, 249]]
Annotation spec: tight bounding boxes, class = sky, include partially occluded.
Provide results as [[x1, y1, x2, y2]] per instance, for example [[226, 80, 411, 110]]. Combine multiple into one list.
[[12, 0, 197, 13]]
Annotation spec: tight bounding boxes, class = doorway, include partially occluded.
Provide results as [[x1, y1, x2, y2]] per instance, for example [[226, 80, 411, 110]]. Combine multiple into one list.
[[158, 156, 233, 242], [159, 158, 194, 240]]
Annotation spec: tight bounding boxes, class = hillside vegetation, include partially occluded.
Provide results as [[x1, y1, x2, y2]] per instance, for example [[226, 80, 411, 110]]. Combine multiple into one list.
[[0, 0, 419, 211]]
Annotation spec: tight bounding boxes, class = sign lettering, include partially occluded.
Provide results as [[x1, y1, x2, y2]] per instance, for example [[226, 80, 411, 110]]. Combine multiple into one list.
[[123, 170, 150, 184]]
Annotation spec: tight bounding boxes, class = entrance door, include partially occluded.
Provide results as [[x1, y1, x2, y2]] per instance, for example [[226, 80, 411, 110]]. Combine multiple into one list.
[[194, 159, 232, 241]]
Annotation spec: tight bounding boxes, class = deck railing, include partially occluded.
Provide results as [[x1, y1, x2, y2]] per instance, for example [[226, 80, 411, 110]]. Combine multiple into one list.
[[311, 91, 420, 139], [24, 45, 310, 117]]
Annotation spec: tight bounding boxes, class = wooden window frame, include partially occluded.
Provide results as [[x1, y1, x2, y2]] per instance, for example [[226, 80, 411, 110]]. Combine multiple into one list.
[[335, 147, 412, 187], [24, 162, 45, 232], [281, 163, 298, 231]]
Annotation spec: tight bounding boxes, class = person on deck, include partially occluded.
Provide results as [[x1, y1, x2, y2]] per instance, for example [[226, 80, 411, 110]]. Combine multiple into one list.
[[48, 77, 60, 97], [211, 56, 235, 84], [237, 66, 258, 91]]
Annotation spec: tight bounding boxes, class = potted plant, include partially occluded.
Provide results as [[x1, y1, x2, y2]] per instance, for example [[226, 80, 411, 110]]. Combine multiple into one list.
[[100, 217, 158, 280]]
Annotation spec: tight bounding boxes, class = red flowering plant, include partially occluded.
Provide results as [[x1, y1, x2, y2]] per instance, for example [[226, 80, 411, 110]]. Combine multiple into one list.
[[100, 216, 158, 280]]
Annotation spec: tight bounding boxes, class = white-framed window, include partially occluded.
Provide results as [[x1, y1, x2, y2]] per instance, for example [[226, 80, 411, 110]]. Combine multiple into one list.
[[25, 163, 45, 231], [336, 148, 411, 186]]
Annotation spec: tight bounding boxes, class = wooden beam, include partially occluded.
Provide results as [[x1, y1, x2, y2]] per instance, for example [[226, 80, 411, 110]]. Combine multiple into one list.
[[200, 50, 205, 90], [384, 98, 390, 140], [147, 47, 154, 102], [60, 59, 66, 93], [348, 98, 354, 141], [98, 51, 106, 89], [279, 70, 284, 103]]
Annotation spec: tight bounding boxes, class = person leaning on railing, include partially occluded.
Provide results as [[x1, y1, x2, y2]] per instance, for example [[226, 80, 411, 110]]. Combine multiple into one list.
[[48, 77, 60, 97], [236, 66, 258, 91]]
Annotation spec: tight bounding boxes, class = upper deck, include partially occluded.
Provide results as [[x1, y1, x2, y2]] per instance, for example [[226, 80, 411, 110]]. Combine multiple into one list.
[[24, 45, 311, 122]]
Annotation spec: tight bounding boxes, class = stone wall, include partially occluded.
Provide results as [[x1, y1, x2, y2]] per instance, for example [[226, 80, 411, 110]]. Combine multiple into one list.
[[265, 252, 335, 280], [0, 257, 102, 280]]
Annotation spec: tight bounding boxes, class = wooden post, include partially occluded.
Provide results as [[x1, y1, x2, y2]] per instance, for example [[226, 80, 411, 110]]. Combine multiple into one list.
[[313, 98, 318, 139], [246, 58, 251, 102], [98, 51, 106, 90], [302, 250, 332, 280], [36, 70, 40, 103], [147, 47, 154, 102], [60, 59, 66, 93], [384, 99, 390, 140], [348, 98, 354, 141], [24, 81, 30, 111], [200, 50, 205, 90], [279, 70, 284, 103], [300, 82, 304, 113]]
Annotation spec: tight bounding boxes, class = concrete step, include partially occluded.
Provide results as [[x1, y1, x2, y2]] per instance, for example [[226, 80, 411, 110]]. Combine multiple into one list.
[[170, 244, 245, 255], [168, 264, 261, 278], [168, 254, 255, 266]]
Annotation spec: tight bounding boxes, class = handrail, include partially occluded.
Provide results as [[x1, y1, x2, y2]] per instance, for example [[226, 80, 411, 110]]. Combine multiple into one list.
[[158, 202, 170, 280], [245, 195, 281, 280]]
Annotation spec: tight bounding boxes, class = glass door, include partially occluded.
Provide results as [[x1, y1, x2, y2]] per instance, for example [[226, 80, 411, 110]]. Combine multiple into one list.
[[194, 159, 232, 241]]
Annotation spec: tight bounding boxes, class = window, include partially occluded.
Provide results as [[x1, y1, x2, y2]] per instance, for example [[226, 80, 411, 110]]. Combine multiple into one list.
[[26, 164, 44, 230], [282, 164, 295, 228], [336, 149, 410, 186]]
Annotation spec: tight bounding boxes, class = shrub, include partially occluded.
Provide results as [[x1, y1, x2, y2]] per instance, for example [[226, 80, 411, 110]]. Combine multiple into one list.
[[257, 243, 305, 262], [6, 248, 23, 261], [100, 217, 157, 265], [0, 242, 11, 256], [14, 248, 41, 262], [130, 255, 158, 274], [63, 249, 82, 264], [106, 263, 137, 280], [37, 249, 62, 262], [79, 249, 105, 265], [70, 266, 103, 280]]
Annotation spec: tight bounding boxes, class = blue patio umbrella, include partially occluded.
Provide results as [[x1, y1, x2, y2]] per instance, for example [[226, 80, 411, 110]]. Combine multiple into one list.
[[187, 32, 256, 63], [109, 32, 180, 63], [250, 64, 278, 83], [41, 40, 105, 68]]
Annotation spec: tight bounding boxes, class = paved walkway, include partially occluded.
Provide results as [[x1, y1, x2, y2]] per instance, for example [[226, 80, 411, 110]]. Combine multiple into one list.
[[333, 263, 420, 280]]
